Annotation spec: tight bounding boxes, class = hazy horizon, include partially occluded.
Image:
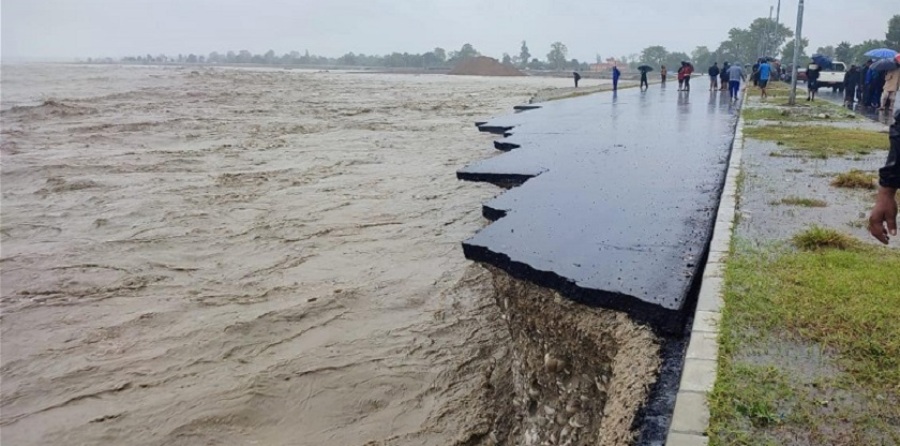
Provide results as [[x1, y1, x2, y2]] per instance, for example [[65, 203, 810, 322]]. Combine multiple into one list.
[[2, 0, 895, 63]]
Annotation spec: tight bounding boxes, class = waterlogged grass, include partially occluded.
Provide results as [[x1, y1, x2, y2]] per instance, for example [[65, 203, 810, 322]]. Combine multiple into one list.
[[709, 235, 900, 445], [770, 196, 827, 208], [742, 105, 856, 123], [791, 226, 860, 250], [831, 169, 877, 190], [745, 125, 887, 158]]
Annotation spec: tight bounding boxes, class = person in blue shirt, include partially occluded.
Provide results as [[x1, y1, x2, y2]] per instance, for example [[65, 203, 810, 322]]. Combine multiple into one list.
[[612, 65, 621, 91], [757, 59, 772, 99]]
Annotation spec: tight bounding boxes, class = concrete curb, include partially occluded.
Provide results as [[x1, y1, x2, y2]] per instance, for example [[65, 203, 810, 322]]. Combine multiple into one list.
[[665, 111, 744, 445]]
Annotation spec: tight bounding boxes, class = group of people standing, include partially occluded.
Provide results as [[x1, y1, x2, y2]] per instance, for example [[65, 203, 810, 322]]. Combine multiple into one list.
[[841, 59, 900, 113], [706, 62, 749, 100]]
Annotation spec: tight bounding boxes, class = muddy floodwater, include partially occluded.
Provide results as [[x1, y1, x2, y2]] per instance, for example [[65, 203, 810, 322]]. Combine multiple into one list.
[[1, 64, 645, 445]]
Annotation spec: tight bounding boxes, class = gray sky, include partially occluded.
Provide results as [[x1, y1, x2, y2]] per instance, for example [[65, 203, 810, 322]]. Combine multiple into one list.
[[1, 0, 895, 62]]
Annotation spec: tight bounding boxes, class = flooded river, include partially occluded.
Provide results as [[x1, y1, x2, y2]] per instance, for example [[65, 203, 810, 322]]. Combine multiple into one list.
[[2, 64, 615, 445]]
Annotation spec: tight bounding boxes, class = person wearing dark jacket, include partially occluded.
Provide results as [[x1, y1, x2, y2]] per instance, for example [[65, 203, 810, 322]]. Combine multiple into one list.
[[806, 64, 821, 101], [720, 62, 730, 90], [708, 63, 720, 91], [843, 65, 861, 106], [869, 109, 900, 244], [573, 71, 581, 88]]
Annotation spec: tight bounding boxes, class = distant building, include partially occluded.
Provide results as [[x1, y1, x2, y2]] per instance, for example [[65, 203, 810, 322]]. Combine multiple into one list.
[[590, 58, 625, 72]]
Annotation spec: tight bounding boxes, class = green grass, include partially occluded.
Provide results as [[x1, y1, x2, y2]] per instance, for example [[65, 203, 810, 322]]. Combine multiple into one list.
[[744, 125, 887, 158], [791, 226, 861, 250], [831, 169, 877, 189], [771, 196, 828, 208], [742, 105, 856, 123], [709, 235, 900, 445]]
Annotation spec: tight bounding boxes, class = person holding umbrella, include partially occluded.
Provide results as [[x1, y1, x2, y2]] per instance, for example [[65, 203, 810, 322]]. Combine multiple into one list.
[[638, 65, 652, 91], [880, 56, 900, 112], [708, 62, 720, 91], [806, 63, 821, 101]]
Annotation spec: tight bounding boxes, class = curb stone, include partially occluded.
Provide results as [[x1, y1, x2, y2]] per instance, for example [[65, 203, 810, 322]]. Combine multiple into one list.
[[665, 112, 744, 445]]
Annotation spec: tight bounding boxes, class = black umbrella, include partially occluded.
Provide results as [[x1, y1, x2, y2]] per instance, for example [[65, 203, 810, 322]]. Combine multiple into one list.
[[870, 58, 899, 72], [638, 65, 653, 72]]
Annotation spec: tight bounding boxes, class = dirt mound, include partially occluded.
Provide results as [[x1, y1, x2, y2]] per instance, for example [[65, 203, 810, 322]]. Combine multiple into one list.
[[450, 56, 525, 77]]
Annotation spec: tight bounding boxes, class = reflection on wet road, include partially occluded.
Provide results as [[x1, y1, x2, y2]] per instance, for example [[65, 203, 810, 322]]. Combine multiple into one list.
[[816, 88, 895, 125], [459, 86, 740, 333]]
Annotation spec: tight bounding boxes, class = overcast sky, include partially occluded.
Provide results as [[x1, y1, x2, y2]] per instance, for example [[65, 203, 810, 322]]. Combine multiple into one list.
[[1, 0, 895, 62]]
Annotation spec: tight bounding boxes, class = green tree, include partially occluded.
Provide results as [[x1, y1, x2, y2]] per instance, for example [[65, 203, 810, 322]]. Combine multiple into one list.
[[691, 46, 714, 66], [715, 18, 794, 64], [433, 47, 446, 65], [264, 49, 276, 64], [501, 53, 513, 65], [886, 14, 900, 49], [640, 45, 668, 67], [547, 42, 568, 70], [665, 52, 691, 71], [834, 42, 852, 62], [781, 37, 809, 65], [449, 43, 479, 64], [519, 41, 531, 67], [850, 39, 888, 63], [814, 45, 835, 58]]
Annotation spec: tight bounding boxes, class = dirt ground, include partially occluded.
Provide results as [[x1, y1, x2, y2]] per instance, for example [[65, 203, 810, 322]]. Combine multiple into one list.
[[1, 64, 632, 445]]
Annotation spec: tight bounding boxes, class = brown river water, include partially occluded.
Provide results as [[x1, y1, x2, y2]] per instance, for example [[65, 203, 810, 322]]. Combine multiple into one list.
[[0, 64, 657, 446]]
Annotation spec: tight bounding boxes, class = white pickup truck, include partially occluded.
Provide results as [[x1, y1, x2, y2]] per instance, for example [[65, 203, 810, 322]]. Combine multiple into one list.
[[817, 61, 847, 93]]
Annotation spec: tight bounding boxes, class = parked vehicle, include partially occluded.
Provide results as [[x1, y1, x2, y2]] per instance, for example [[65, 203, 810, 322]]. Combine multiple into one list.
[[782, 67, 807, 83], [817, 61, 847, 93]]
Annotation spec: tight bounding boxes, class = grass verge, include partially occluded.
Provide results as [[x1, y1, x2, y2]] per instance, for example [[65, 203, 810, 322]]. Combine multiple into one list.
[[744, 125, 887, 158], [742, 105, 856, 123], [831, 169, 877, 189], [770, 196, 827, 208], [709, 235, 900, 446]]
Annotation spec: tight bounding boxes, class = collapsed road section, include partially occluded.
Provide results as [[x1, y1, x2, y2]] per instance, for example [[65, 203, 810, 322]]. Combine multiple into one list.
[[460, 89, 740, 334]]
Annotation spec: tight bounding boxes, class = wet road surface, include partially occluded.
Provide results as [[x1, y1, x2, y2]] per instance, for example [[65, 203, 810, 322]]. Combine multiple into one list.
[[816, 88, 895, 125], [459, 86, 740, 333]]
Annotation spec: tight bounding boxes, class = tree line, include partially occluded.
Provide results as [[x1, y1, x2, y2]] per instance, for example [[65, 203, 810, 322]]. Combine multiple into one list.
[[634, 14, 899, 71], [100, 41, 591, 71], [93, 15, 898, 73]]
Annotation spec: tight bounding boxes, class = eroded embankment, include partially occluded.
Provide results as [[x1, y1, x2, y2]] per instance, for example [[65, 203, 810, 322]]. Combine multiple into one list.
[[482, 266, 661, 446]]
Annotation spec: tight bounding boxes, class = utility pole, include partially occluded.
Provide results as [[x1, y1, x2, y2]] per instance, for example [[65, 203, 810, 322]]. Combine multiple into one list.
[[763, 6, 774, 57], [776, 0, 782, 27], [788, 0, 805, 105]]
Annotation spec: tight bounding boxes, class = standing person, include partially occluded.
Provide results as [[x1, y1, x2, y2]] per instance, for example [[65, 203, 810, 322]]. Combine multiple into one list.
[[720, 62, 730, 90], [757, 59, 772, 99], [639, 66, 650, 91], [660, 65, 668, 84], [677, 64, 686, 90], [843, 65, 861, 106], [868, 109, 900, 245], [806, 63, 821, 101], [860, 60, 874, 104], [573, 71, 581, 88], [682, 62, 694, 91], [865, 63, 879, 106], [708, 62, 720, 91], [751, 60, 761, 87], [727, 63, 745, 100], [872, 70, 887, 108], [612, 65, 621, 92], [882, 65, 900, 113]]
